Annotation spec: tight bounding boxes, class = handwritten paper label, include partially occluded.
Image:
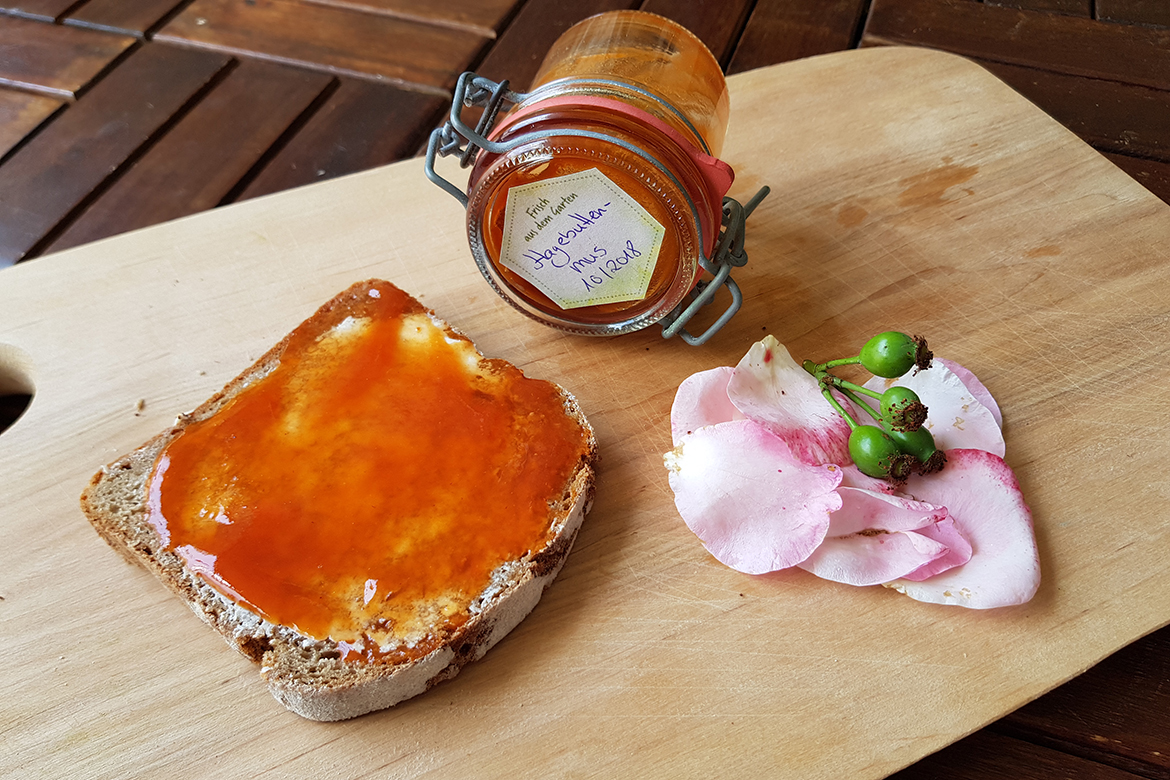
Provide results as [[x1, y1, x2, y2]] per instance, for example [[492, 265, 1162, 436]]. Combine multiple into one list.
[[499, 168, 665, 310]]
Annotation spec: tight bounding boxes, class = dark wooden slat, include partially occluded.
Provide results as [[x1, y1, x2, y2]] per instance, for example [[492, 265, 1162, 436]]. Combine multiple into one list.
[[45, 58, 334, 254], [985, 0, 1091, 16], [0, 15, 136, 99], [472, 0, 640, 90], [862, 0, 1170, 90], [726, 0, 868, 75], [0, 43, 231, 266], [0, 0, 75, 21], [1104, 152, 1170, 204], [300, 0, 517, 36], [639, 0, 755, 68], [154, 0, 489, 94], [995, 627, 1170, 780], [236, 77, 445, 201], [977, 59, 1170, 162], [1097, 0, 1170, 27], [64, 0, 189, 36], [890, 729, 1149, 780], [0, 88, 63, 160]]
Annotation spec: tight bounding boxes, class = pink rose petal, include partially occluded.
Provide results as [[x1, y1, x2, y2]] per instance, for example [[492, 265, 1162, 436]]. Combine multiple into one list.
[[798, 488, 951, 586], [838, 464, 897, 493], [938, 358, 1002, 428], [800, 530, 948, 587], [727, 336, 852, 466], [887, 449, 1040, 608], [827, 487, 949, 536], [665, 419, 843, 574], [671, 366, 743, 445], [900, 517, 973, 581], [865, 361, 1004, 456]]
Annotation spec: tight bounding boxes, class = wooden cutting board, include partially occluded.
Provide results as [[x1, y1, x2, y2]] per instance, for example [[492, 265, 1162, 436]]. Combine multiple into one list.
[[3, 47, 1169, 779]]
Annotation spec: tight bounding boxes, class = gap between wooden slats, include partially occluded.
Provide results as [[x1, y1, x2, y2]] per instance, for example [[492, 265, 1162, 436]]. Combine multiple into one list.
[[153, 0, 490, 95], [726, 0, 870, 74], [44, 58, 334, 254], [298, 0, 518, 37], [467, 0, 753, 97], [0, 14, 136, 98], [985, 0, 1091, 16], [471, 0, 640, 89], [0, 89, 64, 161], [0, 43, 231, 265], [0, 0, 76, 22], [236, 78, 446, 201], [639, 0, 755, 69], [1097, 0, 1170, 27], [63, 0, 192, 37], [862, 0, 1170, 90]]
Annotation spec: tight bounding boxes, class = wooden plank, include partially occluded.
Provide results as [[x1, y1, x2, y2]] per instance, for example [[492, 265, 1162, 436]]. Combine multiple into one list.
[[727, 0, 867, 74], [64, 0, 189, 36], [0, 88, 63, 160], [154, 0, 489, 94], [1097, 0, 1170, 27], [300, 0, 518, 36], [0, 43, 231, 266], [640, 0, 755, 68], [997, 627, 1170, 780], [471, 0, 640, 90], [889, 730, 1149, 780], [1104, 152, 1170, 205], [977, 59, 1170, 162], [0, 15, 137, 99], [236, 77, 445, 201], [45, 59, 334, 255], [0, 0, 76, 21], [985, 0, 1091, 16], [862, 0, 1170, 90]]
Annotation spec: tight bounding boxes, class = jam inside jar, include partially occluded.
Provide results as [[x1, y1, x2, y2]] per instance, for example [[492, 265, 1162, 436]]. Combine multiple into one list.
[[464, 11, 734, 337]]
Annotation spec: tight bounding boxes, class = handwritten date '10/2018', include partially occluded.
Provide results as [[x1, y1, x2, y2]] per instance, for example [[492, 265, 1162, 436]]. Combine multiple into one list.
[[580, 240, 642, 292]]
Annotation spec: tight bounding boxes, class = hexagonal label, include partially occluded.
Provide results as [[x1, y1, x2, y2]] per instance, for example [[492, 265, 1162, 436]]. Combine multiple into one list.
[[499, 168, 665, 310]]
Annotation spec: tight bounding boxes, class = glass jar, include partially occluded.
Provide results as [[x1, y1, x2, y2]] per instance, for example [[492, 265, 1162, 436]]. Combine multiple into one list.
[[462, 11, 735, 337]]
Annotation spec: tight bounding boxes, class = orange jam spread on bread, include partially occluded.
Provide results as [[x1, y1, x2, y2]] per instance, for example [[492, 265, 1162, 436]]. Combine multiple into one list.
[[146, 281, 592, 663]]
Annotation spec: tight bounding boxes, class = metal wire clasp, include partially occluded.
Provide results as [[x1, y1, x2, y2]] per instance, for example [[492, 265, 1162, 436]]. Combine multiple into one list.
[[425, 73, 525, 207], [659, 186, 769, 345], [424, 72, 768, 346]]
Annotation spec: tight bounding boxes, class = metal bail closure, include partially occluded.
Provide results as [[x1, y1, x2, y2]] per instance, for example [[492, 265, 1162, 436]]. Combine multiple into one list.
[[425, 72, 769, 346]]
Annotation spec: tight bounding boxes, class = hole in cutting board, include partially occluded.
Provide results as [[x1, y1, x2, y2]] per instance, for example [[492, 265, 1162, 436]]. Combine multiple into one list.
[[0, 344, 34, 436]]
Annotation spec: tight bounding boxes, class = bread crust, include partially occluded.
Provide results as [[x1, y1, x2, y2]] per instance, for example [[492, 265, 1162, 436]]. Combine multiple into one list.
[[80, 280, 597, 721]]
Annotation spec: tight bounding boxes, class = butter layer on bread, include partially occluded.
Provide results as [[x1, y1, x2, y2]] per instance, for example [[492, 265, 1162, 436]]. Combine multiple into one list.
[[81, 280, 597, 721]]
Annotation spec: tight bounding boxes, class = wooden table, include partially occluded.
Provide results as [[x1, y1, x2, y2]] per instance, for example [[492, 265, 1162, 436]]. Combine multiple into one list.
[[2, 2, 1169, 779]]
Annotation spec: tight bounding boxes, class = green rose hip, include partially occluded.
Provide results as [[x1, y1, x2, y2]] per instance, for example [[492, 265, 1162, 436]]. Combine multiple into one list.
[[858, 331, 918, 378], [848, 426, 914, 482], [880, 386, 927, 431]]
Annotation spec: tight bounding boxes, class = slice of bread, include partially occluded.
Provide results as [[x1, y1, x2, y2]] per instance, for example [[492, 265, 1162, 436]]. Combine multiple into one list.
[[80, 280, 597, 721]]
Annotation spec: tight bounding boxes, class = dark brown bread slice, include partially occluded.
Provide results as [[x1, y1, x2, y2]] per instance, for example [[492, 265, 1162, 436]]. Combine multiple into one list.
[[80, 280, 597, 721]]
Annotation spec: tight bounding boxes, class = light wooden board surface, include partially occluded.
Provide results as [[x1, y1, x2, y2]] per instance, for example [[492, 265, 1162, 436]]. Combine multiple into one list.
[[2, 47, 1169, 779]]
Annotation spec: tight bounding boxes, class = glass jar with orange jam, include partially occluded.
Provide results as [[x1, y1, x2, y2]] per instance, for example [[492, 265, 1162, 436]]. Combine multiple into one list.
[[426, 11, 764, 342]]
